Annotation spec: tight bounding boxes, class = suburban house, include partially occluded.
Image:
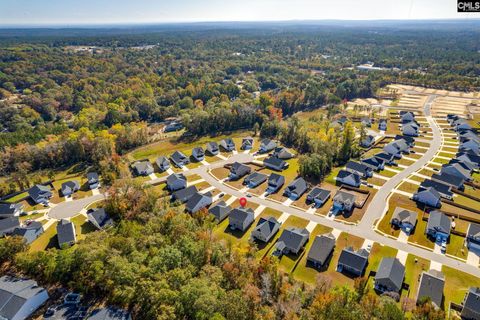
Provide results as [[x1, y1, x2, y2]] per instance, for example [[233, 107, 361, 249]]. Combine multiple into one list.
[[361, 157, 385, 171], [87, 307, 132, 320], [390, 207, 417, 234], [416, 270, 445, 309], [466, 223, 480, 252], [132, 161, 154, 176], [166, 173, 187, 191], [374, 152, 396, 165], [383, 139, 410, 158], [208, 201, 232, 223], [455, 121, 473, 132], [170, 151, 190, 168], [395, 134, 415, 147], [251, 216, 281, 243], [220, 138, 236, 152], [153, 156, 169, 173], [426, 210, 451, 243], [172, 185, 198, 203], [336, 170, 361, 188], [13, 221, 44, 244], [419, 180, 453, 200], [0, 276, 49, 320], [57, 219, 76, 248], [241, 137, 254, 150], [441, 163, 471, 181], [259, 139, 277, 153], [306, 187, 331, 207], [206, 142, 219, 155], [273, 147, 295, 159], [28, 184, 53, 205], [186, 192, 212, 214], [452, 158, 477, 172], [0, 203, 23, 218], [229, 162, 251, 180], [0, 217, 20, 237], [456, 153, 480, 171], [413, 187, 441, 208], [374, 257, 405, 293], [273, 227, 310, 256], [266, 173, 285, 194], [87, 208, 113, 230], [459, 131, 480, 144], [164, 121, 183, 132], [460, 139, 480, 155], [307, 234, 336, 269], [345, 161, 373, 178], [263, 156, 288, 171], [337, 247, 369, 277], [402, 122, 419, 137], [378, 119, 387, 131], [61, 180, 80, 197], [283, 177, 308, 200], [87, 172, 100, 189], [361, 117, 372, 127], [228, 207, 255, 232], [360, 135, 375, 148], [192, 147, 205, 161], [244, 172, 268, 188], [461, 287, 480, 320], [332, 190, 356, 213], [400, 111, 415, 123], [431, 172, 465, 190]]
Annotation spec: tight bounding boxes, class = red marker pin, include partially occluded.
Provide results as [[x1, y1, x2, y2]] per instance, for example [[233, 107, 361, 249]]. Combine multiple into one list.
[[239, 197, 247, 207]]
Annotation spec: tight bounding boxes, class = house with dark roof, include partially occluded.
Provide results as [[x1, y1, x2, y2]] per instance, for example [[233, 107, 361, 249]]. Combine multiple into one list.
[[402, 122, 420, 137], [241, 137, 254, 150], [186, 192, 212, 214], [283, 177, 308, 200], [273, 228, 309, 256], [391, 207, 417, 234], [306, 187, 331, 207], [192, 147, 205, 161], [251, 217, 281, 243], [337, 247, 369, 277], [229, 162, 251, 180], [307, 234, 336, 269], [263, 156, 288, 171], [361, 117, 372, 127], [383, 139, 410, 158], [61, 180, 80, 197], [431, 172, 465, 191], [461, 140, 480, 156], [413, 187, 441, 208], [394, 135, 415, 147], [132, 161, 154, 176], [87, 208, 113, 230], [156, 156, 170, 172], [416, 270, 445, 309], [57, 219, 76, 248], [208, 201, 232, 223], [87, 307, 132, 320], [164, 121, 183, 132], [336, 170, 361, 188], [220, 138, 236, 152], [345, 161, 373, 178], [0, 217, 20, 237], [361, 157, 385, 171], [466, 223, 480, 252], [87, 172, 100, 189], [441, 163, 471, 181], [28, 184, 52, 205], [170, 151, 190, 168], [400, 111, 415, 123], [273, 147, 295, 160], [378, 119, 387, 131], [360, 135, 375, 148], [455, 121, 473, 132], [12, 221, 44, 244], [0, 203, 23, 218], [259, 139, 277, 153], [206, 142, 219, 155], [0, 275, 49, 320], [419, 180, 453, 200], [332, 190, 356, 213], [461, 287, 480, 320], [426, 210, 451, 243], [374, 257, 405, 293], [266, 173, 285, 194], [228, 207, 255, 232], [172, 186, 198, 203], [244, 172, 268, 188], [374, 152, 395, 165], [166, 173, 187, 191], [456, 152, 480, 171], [452, 158, 477, 172]]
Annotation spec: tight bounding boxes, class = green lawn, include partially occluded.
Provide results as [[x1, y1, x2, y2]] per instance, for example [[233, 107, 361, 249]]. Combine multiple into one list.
[[404, 254, 430, 299], [4, 192, 29, 203], [443, 266, 480, 307], [454, 195, 480, 210], [365, 243, 398, 277], [71, 215, 97, 241], [377, 169, 397, 178], [446, 234, 467, 260], [397, 181, 418, 194], [20, 211, 46, 222], [408, 216, 434, 249], [29, 222, 58, 252]]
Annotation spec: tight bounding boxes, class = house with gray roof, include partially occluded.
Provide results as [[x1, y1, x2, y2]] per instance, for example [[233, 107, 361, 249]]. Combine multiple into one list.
[[220, 138, 236, 152], [87, 208, 113, 230], [186, 192, 212, 214], [456, 152, 480, 170], [208, 201, 232, 223], [28, 184, 52, 205], [337, 247, 369, 277], [0, 203, 23, 218], [306, 187, 331, 207], [206, 142, 219, 155], [259, 139, 277, 153], [461, 140, 480, 156], [395, 134, 415, 147], [243, 172, 268, 188], [61, 180, 80, 197], [374, 257, 405, 293], [378, 119, 387, 131], [283, 177, 308, 200], [361, 117, 372, 127], [360, 135, 375, 148], [307, 234, 336, 269], [263, 156, 288, 171], [419, 180, 453, 200], [241, 137, 254, 150], [156, 156, 170, 172], [345, 161, 373, 178], [228, 207, 255, 232], [332, 190, 356, 213], [170, 151, 190, 168], [452, 158, 476, 172], [336, 170, 361, 188], [374, 152, 395, 165], [132, 161, 154, 176], [0, 217, 20, 237], [87, 307, 132, 320], [426, 210, 451, 243], [251, 216, 281, 243], [466, 223, 480, 252], [273, 147, 295, 160], [416, 270, 444, 309], [12, 221, 44, 244], [391, 207, 417, 234], [57, 219, 76, 248], [383, 139, 410, 158], [431, 172, 465, 190], [461, 287, 480, 320], [172, 186, 198, 203], [229, 162, 251, 180], [402, 122, 420, 137], [273, 227, 309, 256], [361, 157, 385, 171], [266, 173, 285, 194], [400, 111, 415, 123], [87, 172, 100, 189], [192, 147, 205, 161], [166, 173, 187, 191], [0, 275, 49, 320], [413, 187, 441, 208], [441, 163, 471, 181]]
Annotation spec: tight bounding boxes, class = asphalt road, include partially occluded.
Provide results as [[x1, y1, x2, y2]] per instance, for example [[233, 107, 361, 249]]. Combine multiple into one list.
[[48, 193, 105, 219]]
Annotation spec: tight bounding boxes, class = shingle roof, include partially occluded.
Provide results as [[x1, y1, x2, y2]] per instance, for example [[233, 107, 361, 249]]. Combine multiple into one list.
[[170, 151, 188, 164], [333, 190, 356, 205], [263, 156, 287, 169], [0, 276, 48, 320], [268, 173, 284, 186], [276, 228, 309, 253], [419, 180, 453, 198], [0, 217, 20, 234], [346, 161, 371, 175], [56, 219, 75, 247], [427, 211, 451, 235], [87, 208, 113, 229], [172, 186, 198, 203], [61, 180, 80, 195], [185, 192, 212, 213], [338, 247, 369, 272], [88, 307, 131, 320], [391, 207, 417, 226], [208, 201, 232, 221], [12, 221, 43, 237], [431, 172, 464, 189], [307, 234, 336, 265], [252, 217, 280, 241], [375, 258, 405, 292], [244, 172, 268, 185], [87, 172, 99, 183], [307, 187, 331, 202], [462, 287, 480, 319], [286, 177, 307, 192], [467, 223, 480, 241], [0, 203, 22, 216], [416, 270, 444, 308], [166, 173, 186, 186], [337, 169, 360, 182], [229, 207, 254, 223]]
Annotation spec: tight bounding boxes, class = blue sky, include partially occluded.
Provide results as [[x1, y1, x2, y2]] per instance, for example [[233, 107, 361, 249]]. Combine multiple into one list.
[[0, 0, 478, 26]]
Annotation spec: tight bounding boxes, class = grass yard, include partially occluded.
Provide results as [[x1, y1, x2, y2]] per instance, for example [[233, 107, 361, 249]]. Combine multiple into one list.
[[408, 214, 434, 249], [365, 243, 398, 277], [210, 167, 230, 180], [29, 222, 58, 252], [431, 157, 450, 164], [454, 194, 480, 210], [397, 181, 419, 194], [376, 169, 397, 178], [446, 234, 468, 260], [376, 195, 416, 238], [324, 167, 342, 185], [20, 211, 46, 222], [71, 215, 97, 241], [404, 254, 430, 300], [397, 158, 415, 167], [4, 192, 29, 203], [442, 265, 480, 307]]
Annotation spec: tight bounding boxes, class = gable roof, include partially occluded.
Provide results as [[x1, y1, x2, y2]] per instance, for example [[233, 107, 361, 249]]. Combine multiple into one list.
[[462, 287, 480, 319], [253, 217, 280, 240], [230, 162, 250, 174], [12, 221, 43, 236], [0, 276, 48, 320], [419, 180, 453, 198], [87, 172, 99, 183], [61, 180, 80, 194], [172, 185, 198, 203], [87, 208, 113, 229], [392, 207, 417, 226], [273, 147, 295, 159], [361, 157, 384, 168], [0, 203, 22, 216], [427, 211, 451, 235], [431, 172, 464, 189], [286, 177, 307, 192], [417, 270, 444, 308], [192, 147, 204, 156], [375, 152, 395, 161], [442, 163, 471, 180], [207, 141, 219, 150], [467, 223, 480, 241], [185, 192, 212, 213], [276, 227, 309, 252], [346, 161, 371, 175], [229, 207, 254, 223], [416, 187, 441, 201], [268, 173, 285, 186], [338, 247, 369, 272], [333, 190, 356, 205], [361, 135, 375, 146], [307, 234, 336, 265], [133, 161, 153, 173], [307, 187, 331, 202], [0, 217, 20, 234], [170, 150, 188, 164], [28, 184, 51, 198], [244, 172, 268, 185], [166, 173, 187, 186], [263, 156, 287, 169], [337, 169, 360, 182], [208, 201, 232, 221], [156, 156, 170, 168], [375, 257, 405, 292], [56, 219, 75, 247]]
